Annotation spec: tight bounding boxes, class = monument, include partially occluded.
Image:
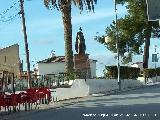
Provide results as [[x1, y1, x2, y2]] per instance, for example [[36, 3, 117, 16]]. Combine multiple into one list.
[[74, 27, 91, 78]]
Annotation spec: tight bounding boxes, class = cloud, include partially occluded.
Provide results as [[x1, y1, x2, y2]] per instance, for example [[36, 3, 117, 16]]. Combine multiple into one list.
[[90, 54, 117, 76], [72, 7, 127, 24], [27, 6, 127, 32], [34, 39, 54, 45], [90, 54, 116, 65]]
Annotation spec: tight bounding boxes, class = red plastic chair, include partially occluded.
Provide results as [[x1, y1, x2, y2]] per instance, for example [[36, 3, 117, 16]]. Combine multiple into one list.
[[0, 94, 5, 111], [36, 88, 51, 104]]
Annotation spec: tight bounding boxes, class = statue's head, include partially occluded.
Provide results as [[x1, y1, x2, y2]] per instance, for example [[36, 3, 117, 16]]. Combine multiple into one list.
[[79, 27, 82, 32]]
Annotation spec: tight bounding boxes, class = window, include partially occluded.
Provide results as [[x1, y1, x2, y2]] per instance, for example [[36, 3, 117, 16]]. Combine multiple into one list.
[[4, 56, 6, 63]]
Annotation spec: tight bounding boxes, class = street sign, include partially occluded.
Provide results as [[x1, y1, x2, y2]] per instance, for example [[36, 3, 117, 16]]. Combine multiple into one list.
[[146, 0, 160, 21], [152, 54, 158, 62]]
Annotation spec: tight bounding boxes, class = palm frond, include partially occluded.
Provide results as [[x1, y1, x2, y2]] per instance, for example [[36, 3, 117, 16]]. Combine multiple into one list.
[[74, 0, 97, 12], [43, 0, 97, 11], [43, 0, 58, 10]]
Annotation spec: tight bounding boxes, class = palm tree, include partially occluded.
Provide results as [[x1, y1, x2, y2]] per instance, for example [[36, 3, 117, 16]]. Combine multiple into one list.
[[43, 0, 97, 74]]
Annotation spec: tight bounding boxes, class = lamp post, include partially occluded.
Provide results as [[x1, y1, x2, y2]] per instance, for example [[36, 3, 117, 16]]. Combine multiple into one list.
[[114, 0, 121, 91]]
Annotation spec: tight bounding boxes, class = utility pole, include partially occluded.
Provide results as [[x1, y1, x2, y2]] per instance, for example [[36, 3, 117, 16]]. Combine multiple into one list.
[[114, 0, 121, 91], [19, 0, 31, 88]]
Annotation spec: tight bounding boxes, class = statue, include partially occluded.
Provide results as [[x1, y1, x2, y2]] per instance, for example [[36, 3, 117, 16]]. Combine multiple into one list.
[[75, 27, 86, 55]]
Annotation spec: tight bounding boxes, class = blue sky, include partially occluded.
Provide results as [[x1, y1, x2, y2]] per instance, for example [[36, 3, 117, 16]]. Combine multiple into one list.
[[0, 0, 160, 76]]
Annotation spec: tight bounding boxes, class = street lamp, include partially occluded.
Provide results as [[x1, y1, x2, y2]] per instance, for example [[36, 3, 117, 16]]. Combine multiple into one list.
[[114, 0, 121, 91], [104, 1, 121, 90]]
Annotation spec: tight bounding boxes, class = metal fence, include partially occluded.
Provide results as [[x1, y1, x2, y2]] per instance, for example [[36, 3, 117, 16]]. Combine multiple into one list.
[[2, 71, 89, 92]]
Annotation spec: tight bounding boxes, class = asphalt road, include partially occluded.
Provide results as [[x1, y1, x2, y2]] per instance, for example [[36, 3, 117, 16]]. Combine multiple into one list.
[[2, 84, 160, 120]]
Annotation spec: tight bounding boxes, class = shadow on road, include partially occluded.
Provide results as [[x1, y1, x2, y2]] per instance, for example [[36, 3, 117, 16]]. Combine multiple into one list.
[[4, 103, 160, 120]]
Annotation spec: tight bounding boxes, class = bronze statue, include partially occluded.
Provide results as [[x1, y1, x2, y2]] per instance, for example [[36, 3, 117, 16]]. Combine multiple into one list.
[[75, 27, 86, 55]]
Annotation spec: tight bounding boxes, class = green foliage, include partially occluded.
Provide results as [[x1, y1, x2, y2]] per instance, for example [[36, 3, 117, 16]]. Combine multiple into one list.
[[104, 66, 140, 79], [143, 67, 160, 78], [67, 72, 76, 80], [95, 0, 160, 65]]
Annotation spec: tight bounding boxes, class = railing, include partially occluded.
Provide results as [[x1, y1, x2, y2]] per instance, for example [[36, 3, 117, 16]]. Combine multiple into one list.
[[2, 71, 89, 92]]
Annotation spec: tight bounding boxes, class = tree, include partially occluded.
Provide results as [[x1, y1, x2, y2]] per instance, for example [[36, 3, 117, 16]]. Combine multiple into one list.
[[43, 0, 97, 74], [95, 0, 160, 68]]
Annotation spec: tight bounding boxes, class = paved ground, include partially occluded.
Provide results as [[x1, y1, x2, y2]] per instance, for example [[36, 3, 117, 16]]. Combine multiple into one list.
[[1, 84, 160, 120]]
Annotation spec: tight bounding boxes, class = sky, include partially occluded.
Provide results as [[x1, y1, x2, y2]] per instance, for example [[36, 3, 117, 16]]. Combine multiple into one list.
[[0, 0, 160, 77]]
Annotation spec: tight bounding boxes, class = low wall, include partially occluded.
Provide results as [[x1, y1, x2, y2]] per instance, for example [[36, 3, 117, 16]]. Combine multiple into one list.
[[52, 78, 144, 101], [86, 79, 118, 94], [137, 76, 160, 84], [51, 79, 89, 101], [86, 79, 144, 95], [121, 79, 144, 89], [146, 76, 160, 84]]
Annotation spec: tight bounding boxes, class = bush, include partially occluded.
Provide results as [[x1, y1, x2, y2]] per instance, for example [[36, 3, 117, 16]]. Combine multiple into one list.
[[143, 67, 160, 78], [104, 66, 140, 79]]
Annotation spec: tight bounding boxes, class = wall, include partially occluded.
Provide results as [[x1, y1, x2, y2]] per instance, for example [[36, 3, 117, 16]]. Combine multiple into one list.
[[52, 78, 144, 101], [86, 79, 118, 94], [51, 79, 89, 101], [0, 44, 19, 77], [37, 60, 96, 78], [146, 76, 160, 84], [37, 62, 65, 75], [90, 60, 96, 78], [137, 76, 160, 84], [86, 79, 144, 95]]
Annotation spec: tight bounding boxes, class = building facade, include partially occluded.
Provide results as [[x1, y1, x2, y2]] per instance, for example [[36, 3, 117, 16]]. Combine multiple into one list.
[[36, 56, 97, 78], [0, 44, 20, 78]]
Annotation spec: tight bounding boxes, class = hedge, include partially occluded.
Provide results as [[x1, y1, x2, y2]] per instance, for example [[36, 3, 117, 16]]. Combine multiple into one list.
[[104, 66, 140, 79], [143, 67, 160, 78]]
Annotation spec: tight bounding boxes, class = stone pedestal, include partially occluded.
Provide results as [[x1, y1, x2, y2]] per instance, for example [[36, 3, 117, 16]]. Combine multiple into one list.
[[74, 54, 91, 78]]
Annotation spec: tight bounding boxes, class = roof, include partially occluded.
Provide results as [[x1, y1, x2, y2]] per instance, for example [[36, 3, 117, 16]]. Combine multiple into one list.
[[38, 56, 65, 63], [90, 59, 97, 62], [38, 56, 97, 63], [0, 44, 19, 51], [131, 62, 143, 65]]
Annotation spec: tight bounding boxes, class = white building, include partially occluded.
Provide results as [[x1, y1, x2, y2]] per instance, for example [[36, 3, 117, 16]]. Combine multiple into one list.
[[36, 56, 97, 78], [130, 62, 143, 71]]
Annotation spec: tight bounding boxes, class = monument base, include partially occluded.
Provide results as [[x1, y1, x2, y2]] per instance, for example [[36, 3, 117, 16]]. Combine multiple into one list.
[[74, 54, 91, 79]]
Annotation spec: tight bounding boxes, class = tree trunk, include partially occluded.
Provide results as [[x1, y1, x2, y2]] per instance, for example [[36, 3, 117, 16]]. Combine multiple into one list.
[[143, 22, 152, 69], [62, 4, 74, 74]]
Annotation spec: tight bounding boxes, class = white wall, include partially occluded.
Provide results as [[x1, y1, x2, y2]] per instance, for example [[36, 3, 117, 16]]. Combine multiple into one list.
[[137, 76, 160, 84], [37, 61, 96, 78], [86, 79, 118, 94], [51, 79, 89, 101], [52, 78, 145, 101], [86, 79, 144, 95], [90, 61, 96, 78], [37, 62, 65, 75]]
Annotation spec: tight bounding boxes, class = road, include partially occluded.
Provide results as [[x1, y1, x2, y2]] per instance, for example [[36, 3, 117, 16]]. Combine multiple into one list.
[[2, 84, 160, 120]]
